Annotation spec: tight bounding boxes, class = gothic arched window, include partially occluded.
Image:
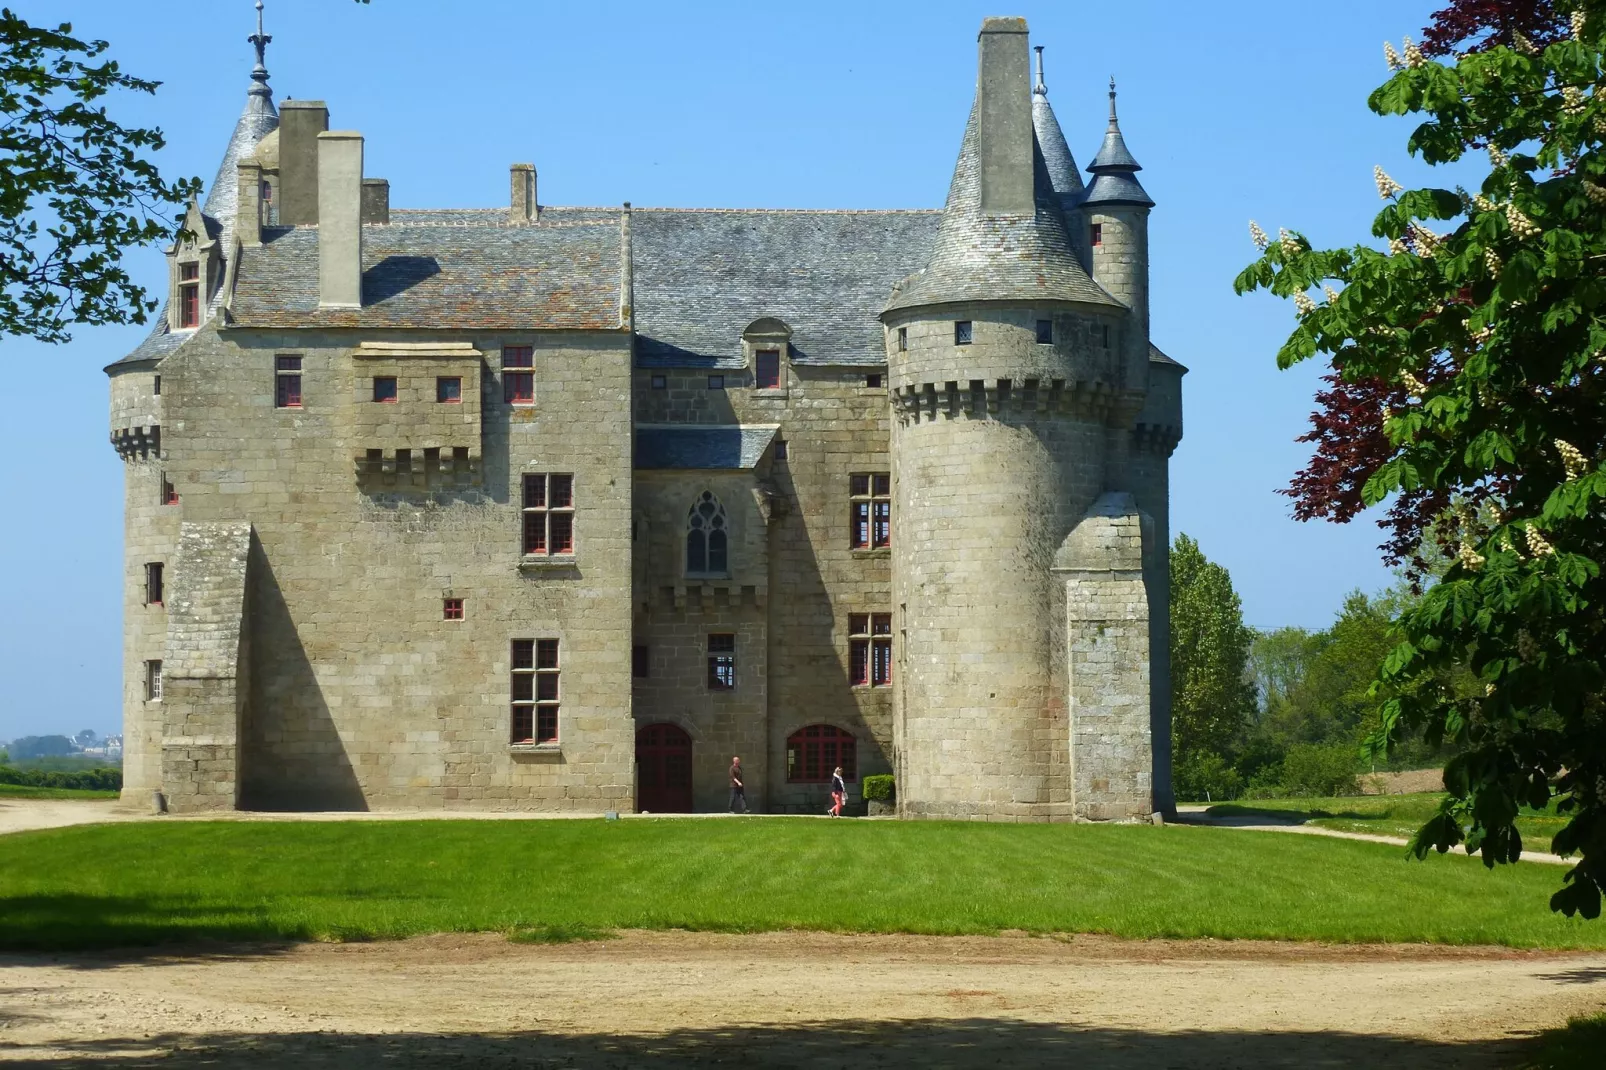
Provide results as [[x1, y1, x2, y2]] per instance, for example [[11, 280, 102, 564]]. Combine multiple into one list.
[[686, 491, 729, 576]]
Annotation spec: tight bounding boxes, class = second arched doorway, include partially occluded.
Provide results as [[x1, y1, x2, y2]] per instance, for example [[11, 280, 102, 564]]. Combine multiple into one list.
[[636, 723, 693, 813]]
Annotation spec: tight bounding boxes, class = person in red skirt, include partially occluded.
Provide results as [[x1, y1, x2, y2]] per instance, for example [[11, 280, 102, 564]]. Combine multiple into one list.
[[828, 766, 846, 818]]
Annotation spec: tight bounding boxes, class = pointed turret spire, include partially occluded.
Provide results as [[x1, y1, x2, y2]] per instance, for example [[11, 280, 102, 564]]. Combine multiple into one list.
[[1083, 78, 1153, 208], [201, 2, 281, 250], [1029, 45, 1084, 205], [248, 0, 272, 99]]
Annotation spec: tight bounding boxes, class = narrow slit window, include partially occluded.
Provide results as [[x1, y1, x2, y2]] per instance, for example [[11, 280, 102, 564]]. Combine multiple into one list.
[[897, 327, 907, 352], [144, 660, 163, 702], [275, 355, 302, 408], [144, 562, 164, 606], [755, 349, 781, 389], [436, 376, 462, 403], [373, 376, 398, 403], [1091, 223, 1103, 247], [511, 638, 560, 743], [153, 375, 161, 396], [1102, 324, 1111, 348], [633, 644, 650, 679], [522, 472, 576, 555], [161, 473, 178, 506], [503, 346, 534, 404], [850, 472, 892, 549], [707, 633, 736, 691]]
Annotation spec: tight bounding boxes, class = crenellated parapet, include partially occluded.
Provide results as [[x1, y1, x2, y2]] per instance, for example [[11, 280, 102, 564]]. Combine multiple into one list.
[[111, 425, 162, 461], [892, 377, 1135, 426]]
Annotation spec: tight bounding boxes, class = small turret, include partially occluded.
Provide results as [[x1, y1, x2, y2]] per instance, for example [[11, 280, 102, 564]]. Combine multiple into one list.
[[1083, 79, 1152, 337]]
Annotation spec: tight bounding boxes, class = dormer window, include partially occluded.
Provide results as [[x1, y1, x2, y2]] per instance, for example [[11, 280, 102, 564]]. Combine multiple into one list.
[[743, 317, 792, 397], [178, 262, 200, 328], [755, 350, 781, 390]]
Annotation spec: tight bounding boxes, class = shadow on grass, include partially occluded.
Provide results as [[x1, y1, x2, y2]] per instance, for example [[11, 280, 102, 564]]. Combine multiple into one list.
[[0, 895, 299, 962], [1195, 804, 1380, 825], [8, 1019, 1531, 1070]]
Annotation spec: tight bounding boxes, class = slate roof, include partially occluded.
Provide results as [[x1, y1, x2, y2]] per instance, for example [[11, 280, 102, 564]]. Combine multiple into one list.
[[635, 425, 779, 469], [1032, 87, 1084, 204], [621, 208, 939, 369], [884, 101, 1118, 314], [229, 216, 623, 330]]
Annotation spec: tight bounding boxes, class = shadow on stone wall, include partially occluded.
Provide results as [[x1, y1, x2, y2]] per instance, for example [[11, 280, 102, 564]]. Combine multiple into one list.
[[239, 538, 367, 812], [12, 1017, 1524, 1069]]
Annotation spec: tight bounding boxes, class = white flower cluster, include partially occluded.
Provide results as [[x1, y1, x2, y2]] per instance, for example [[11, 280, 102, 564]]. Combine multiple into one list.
[[1489, 144, 1510, 168], [1374, 166, 1404, 199], [1511, 29, 1538, 54], [1563, 86, 1588, 116], [1324, 285, 1340, 305], [1403, 35, 1426, 67], [1473, 192, 1498, 213], [1401, 370, 1428, 395], [1293, 292, 1316, 317], [1279, 228, 1301, 257], [1525, 524, 1556, 556], [1471, 324, 1496, 344], [1458, 542, 1487, 570], [1506, 202, 1541, 239], [1485, 500, 1504, 525], [1485, 682, 1497, 697], [1410, 223, 1443, 252], [1556, 438, 1589, 479], [1584, 181, 1606, 206], [1389, 236, 1410, 256], [1484, 248, 1503, 278], [1249, 220, 1269, 251], [1574, 10, 1588, 39], [1384, 41, 1404, 70]]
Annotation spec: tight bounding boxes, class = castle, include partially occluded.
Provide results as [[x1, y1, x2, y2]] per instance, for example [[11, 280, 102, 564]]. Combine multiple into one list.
[[109, 9, 1183, 819]]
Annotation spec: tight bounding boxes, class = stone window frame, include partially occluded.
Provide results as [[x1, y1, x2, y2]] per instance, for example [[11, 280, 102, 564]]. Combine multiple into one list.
[[706, 633, 736, 691], [521, 472, 575, 558], [848, 612, 893, 688], [849, 472, 891, 551], [685, 490, 730, 579], [743, 317, 792, 398], [177, 261, 201, 328], [785, 724, 857, 783], [144, 562, 164, 606], [502, 346, 535, 406], [144, 659, 163, 703], [510, 638, 560, 744]]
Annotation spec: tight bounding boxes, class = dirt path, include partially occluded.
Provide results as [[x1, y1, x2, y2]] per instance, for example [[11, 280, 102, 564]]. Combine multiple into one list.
[[2, 932, 1603, 1068], [0, 800, 138, 837]]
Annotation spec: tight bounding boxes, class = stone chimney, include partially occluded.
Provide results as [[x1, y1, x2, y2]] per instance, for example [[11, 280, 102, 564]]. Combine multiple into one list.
[[975, 17, 1033, 216], [317, 131, 364, 309], [510, 163, 536, 223], [278, 100, 329, 225], [361, 178, 390, 225], [236, 159, 262, 246]]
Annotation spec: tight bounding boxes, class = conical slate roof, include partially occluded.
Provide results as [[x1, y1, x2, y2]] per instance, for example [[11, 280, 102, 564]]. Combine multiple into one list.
[[202, 13, 279, 255], [1082, 80, 1152, 209], [1031, 50, 1083, 204], [884, 98, 1117, 314]]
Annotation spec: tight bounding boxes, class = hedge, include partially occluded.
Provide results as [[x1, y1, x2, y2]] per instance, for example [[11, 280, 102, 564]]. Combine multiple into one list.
[[0, 766, 122, 791]]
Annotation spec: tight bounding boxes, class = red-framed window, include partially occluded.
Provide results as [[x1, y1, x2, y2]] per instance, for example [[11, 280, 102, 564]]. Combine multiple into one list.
[[275, 355, 302, 408], [503, 346, 534, 404], [144, 562, 164, 606], [511, 638, 559, 743], [161, 473, 178, 506], [755, 349, 781, 389], [522, 472, 575, 555], [437, 376, 462, 403], [707, 633, 736, 691], [1090, 223, 1103, 247], [443, 598, 464, 621], [850, 473, 891, 549], [849, 613, 892, 687], [178, 262, 200, 328], [786, 724, 857, 783], [372, 376, 398, 403]]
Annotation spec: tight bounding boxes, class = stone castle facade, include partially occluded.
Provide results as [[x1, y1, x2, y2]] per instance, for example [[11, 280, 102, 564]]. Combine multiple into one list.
[[109, 13, 1183, 818]]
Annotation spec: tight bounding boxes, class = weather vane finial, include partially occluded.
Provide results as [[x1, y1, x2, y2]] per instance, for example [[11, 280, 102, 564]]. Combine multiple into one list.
[[248, 0, 272, 90], [1033, 45, 1046, 95], [1107, 76, 1119, 127]]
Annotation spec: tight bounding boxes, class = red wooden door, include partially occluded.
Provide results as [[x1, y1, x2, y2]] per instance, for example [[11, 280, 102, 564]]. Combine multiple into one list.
[[636, 723, 693, 813]]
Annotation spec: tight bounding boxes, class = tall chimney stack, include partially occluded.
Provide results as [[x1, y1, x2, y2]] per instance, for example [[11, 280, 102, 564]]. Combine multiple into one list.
[[317, 131, 364, 309], [278, 100, 329, 225], [510, 163, 537, 223], [975, 17, 1033, 216]]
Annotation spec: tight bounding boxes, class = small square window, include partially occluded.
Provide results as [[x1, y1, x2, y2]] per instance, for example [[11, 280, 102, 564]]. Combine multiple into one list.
[[755, 350, 781, 389], [866, 373, 882, 388], [708, 374, 725, 390], [443, 598, 464, 621], [954, 321, 972, 346], [1091, 223, 1103, 247], [897, 327, 907, 352], [1036, 320, 1053, 345], [437, 377, 462, 403], [373, 376, 398, 403], [651, 374, 667, 390]]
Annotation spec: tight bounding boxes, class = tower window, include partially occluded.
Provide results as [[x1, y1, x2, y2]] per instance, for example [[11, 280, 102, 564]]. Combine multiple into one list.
[[686, 491, 729, 576], [1102, 324, 1112, 348], [275, 355, 302, 408], [144, 660, 163, 702], [633, 644, 650, 679], [144, 562, 164, 606], [707, 633, 736, 691], [708, 374, 725, 390], [161, 473, 178, 506], [178, 262, 200, 328], [954, 321, 973, 346], [437, 377, 462, 403], [897, 327, 907, 352], [372, 376, 398, 403], [503, 346, 534, 404], [511, 638, 560, 744], [774, 438, 788, 460], [443, 598, 464, 621], [650, 374, 667, 390], [522, 472, 576, 556], [1091, 223, 1103, 247], [153, 375, 161, 396], [755, 349, 781, 390], [850, 472, 891, 549], [866, 373, 882, 389], [849, 613, 893, 687], [786, 724, 857, 783], [1036, 320, 1054, 345]]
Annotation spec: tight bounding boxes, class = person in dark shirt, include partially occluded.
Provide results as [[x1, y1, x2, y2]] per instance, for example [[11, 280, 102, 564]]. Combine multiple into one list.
[[729, 756, 747, 814], [829, 766, 846, 818]]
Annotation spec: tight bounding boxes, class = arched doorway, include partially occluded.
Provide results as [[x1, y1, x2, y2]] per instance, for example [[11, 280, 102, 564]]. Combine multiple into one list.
[[636, 723, 693, 813]]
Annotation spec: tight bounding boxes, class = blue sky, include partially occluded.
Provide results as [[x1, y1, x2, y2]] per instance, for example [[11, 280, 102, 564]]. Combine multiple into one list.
[[0, 0, 1449, 739]]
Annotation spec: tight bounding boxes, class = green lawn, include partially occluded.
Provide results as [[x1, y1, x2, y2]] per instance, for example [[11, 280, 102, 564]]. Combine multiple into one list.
[[0, 782, 119, 800], [1205, 792, 1569, 845], [0, 817, 1600, 952]]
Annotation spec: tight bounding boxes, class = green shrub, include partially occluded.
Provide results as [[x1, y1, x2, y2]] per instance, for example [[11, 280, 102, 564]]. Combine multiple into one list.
[[861, 774, 895, 802], [1174, 751, 1244, 802], [0, 765, 121, 792], [1278, 743, 1360, 797]]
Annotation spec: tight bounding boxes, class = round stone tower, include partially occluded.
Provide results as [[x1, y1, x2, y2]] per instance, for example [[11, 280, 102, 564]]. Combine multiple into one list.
[[884, 17, 1158, 821]]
